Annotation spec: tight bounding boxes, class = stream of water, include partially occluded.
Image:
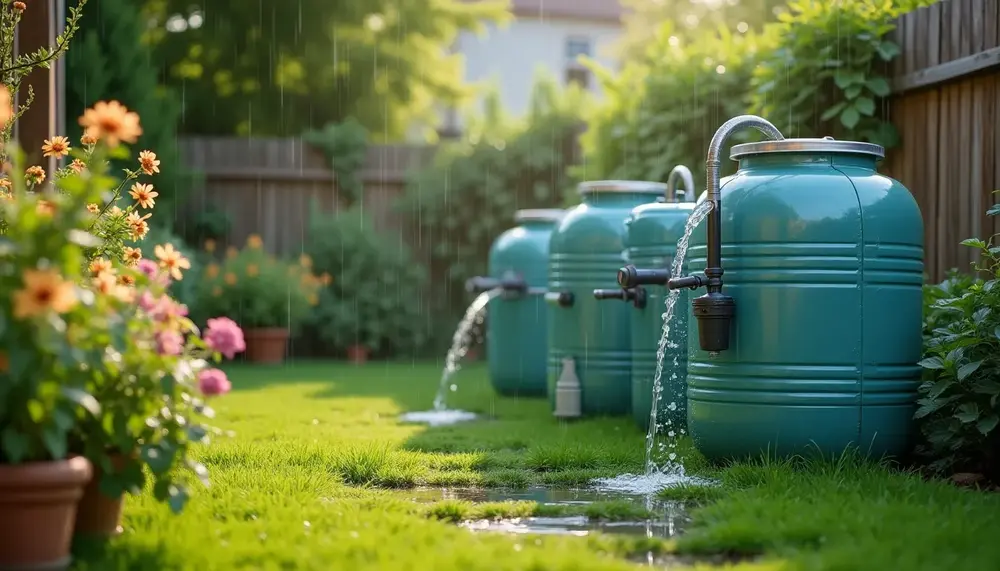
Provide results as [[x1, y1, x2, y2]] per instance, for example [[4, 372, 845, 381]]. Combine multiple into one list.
[[593, 200, 715, 494], [399, 289, 499, 426]]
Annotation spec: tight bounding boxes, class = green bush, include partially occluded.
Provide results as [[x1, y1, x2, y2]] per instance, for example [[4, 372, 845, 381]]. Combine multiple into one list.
[[581, 25, 759, 186], [304, 206, 429, 358], [749, 0, 910, 148], [303, 119, 369, 206], [401, 72, 585, 317], [917, 195, 1000, 478]]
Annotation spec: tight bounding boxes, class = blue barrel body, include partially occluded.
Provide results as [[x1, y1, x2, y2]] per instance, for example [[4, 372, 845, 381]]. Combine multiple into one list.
[[547, 181, 665, 416], [625, 201, 696, 430], [685, 139, 924, 461], [486, 209, 565, 396]]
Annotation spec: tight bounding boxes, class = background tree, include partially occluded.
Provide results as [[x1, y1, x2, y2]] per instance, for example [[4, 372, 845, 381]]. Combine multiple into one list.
[[64, 0, 191, 220], [140, 0, 508, 139]]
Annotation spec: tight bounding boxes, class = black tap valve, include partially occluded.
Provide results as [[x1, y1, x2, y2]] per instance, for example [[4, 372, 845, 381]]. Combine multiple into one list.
[[544, 291, 574, 308], [593, 287, 647, 309], [465, 275, 528, 297], [666, 268, 734, 353], [616, 265, 670, 288]]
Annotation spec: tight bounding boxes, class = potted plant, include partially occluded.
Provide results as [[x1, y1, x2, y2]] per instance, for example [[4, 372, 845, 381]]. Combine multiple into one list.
[[19, 100, 247, 538], [192, 237, 321, 364], [304, 206, 429, 361]]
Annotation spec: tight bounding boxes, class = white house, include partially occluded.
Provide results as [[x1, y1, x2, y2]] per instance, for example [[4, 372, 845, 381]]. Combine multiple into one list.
[[440, 0, 625, 136]]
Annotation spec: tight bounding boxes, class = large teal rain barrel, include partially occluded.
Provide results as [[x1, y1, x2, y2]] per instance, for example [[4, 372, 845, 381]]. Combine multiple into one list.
[[595, 166, 699, 430], [546, 181, 665, 416], [677, 129, 924, 461], [465, 209, 566, 397]]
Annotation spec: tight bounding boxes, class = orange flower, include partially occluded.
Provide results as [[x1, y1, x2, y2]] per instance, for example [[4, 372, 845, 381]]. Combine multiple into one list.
[[36, 200, 55, 216], [205, 263, 220, 279], [127, 211, 151, 240], [70, 159, 86, 174], [129, 182, 158, 209], [93, 272, 133, 302], [80, 133, 97, 146], [246, 234, 263, 249], [13, 269, 78, 319], [0, 85, 11, 126], [224, 272, 237, 285], [122, 246, 142, 267], [320, 272, 333, 286], [226, 246, 238, 259], [154, 243, 191, 280], [0, 178, 10, 190], [78, 101, 143, 148], [138, 150, 160, 175], [118, 274, 135, 286], [86, 203, 100, 214], [41, 136, 71, 158], [25, 166, 45, 185], [307, 293, 319, 306], [246, 264, 259, 277], [108, 205, 123, 217], [88, 257, 113, 277], [299, 253, 312, 268], [203, 239, 216, 253], [12, 2, 25, 13]]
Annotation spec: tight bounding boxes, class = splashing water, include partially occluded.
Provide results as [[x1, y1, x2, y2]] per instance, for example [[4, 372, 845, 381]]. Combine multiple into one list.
[[399, 290, 498, 426], [591, 200, 715, 495], [645, 199, 714, 476]]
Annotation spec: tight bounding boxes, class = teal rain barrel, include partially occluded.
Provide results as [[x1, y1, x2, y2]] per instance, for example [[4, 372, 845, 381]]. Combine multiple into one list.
[[466, 209, 565, 397], [546, 181, 665, 416], [620, 167, 698, 430], [684, 136, 924, 461]]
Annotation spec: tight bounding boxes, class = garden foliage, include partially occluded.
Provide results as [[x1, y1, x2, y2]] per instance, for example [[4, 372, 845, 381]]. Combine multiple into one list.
[[918, 195, 1000, 479], [583, 0, 929, 187], [401, 73, 584, 319], [304, 206, 429, 357]]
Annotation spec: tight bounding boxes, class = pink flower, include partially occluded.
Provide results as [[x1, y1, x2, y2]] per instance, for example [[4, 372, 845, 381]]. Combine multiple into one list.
[[198, 368, 231, 397], [155, 329, 184, 356], [150, 295, 188, 323], [204, 317, 246, 359], [137, 259, 158, 280], [138, 290, 157, 312]]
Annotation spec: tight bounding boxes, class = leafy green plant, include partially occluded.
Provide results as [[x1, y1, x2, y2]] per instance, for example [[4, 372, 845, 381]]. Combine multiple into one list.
[[190, 235, 322, 334], [304, 118, 369, 205], [916, 194, 1000, 478], [581, 24, 759, 185], [401, 72, 584, 317], [304, 206, 428, 357], [749, 0, 925, 147]]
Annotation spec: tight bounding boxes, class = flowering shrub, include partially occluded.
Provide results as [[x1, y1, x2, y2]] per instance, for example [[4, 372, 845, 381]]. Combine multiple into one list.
[[191, 236, 324, 334], [1, 96, 244, 512]]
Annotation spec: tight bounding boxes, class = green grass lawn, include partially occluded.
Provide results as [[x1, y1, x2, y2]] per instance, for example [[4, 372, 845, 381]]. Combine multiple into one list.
[[72, 360, 1000, 570]]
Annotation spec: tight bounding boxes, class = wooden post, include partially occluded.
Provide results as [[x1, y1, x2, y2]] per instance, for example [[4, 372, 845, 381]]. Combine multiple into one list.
[[15, 0, 64, 174]]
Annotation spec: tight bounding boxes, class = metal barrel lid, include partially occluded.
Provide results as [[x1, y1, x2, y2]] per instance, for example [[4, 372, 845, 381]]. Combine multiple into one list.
[[730, 137, 885, 160], [577, 180, 669, 195], [514, 208, 566, 223]]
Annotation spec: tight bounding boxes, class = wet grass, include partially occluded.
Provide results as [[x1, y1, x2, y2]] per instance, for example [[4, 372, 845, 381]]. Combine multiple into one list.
[[71, 360, 1000, 570]]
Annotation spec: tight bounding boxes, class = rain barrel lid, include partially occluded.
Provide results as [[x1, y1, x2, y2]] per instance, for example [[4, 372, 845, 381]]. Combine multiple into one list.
[[514, 208, 565, 223], [730, 137, 885, 160], [577, 180, 668, 195]]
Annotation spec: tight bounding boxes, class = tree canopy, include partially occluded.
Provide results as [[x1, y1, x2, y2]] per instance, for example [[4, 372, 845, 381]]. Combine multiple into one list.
[[141, 0, 508, 139]]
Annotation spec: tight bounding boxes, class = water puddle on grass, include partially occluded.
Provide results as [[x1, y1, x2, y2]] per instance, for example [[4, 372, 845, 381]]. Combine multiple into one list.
[[398, 410, 478, 426], [407, 486, 693, 539]]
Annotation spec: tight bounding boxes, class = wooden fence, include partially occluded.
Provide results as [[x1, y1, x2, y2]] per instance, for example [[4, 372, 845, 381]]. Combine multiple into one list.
[[884, 0, 1000, 281], [175, 137, 436, 255]]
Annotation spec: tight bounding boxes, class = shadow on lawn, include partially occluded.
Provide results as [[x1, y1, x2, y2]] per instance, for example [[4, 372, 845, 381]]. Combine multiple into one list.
[[72, 536, 179, 570], [221, 359, 649, 481]]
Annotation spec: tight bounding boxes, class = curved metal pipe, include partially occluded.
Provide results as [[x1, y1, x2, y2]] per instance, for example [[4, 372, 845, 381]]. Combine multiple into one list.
[[666, 165, 696, 203], [704, 115, 783, 292]]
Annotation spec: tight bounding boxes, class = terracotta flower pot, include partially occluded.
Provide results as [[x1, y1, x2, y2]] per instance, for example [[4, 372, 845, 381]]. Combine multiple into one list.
[[243, 327, 289, 364], [347, 344, 369, 365], [0, 456, 92, 571], [73, 455, 130, 538]]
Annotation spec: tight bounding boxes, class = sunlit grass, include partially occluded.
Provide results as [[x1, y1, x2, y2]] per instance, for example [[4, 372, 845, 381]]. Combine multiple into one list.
[[70, 360, 1000, 570]]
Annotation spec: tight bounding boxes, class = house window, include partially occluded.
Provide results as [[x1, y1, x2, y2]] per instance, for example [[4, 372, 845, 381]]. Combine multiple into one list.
[[565, 36, 592, 89], [565, 37, 592, 60]]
